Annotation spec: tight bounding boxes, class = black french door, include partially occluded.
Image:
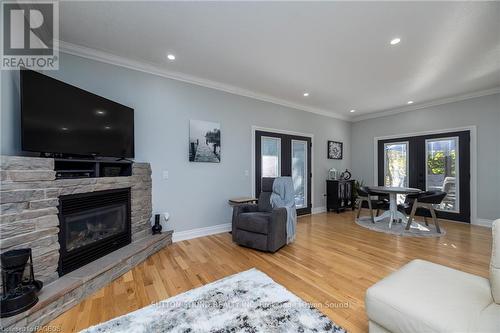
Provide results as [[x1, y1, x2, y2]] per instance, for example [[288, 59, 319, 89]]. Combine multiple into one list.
[[378, 131, 470, 222], [255, 131, 312, 215]]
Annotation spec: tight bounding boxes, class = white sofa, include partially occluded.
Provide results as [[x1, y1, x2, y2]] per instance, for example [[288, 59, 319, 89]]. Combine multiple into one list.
[[366, 219, 500, 333]]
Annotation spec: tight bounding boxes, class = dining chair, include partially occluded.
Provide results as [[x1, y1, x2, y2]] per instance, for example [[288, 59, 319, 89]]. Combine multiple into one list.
[[356, 186, 389, 223], [398, 190, 447, 233], [370, 190, 390, 217], [441, 176, 456, 209]]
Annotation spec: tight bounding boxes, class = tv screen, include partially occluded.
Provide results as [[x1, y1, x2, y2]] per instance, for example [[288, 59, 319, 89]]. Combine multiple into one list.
[[21, 69, 134, 158]]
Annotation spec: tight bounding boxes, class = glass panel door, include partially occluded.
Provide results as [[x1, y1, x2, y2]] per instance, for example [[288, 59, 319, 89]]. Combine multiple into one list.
[[426, 137, 459, 212], [255, 130, 312, 215], [292, 140, 307, 209], [384, 142, 409, 187], [378, 130, 470, 222], [261, 137, 281, 177]]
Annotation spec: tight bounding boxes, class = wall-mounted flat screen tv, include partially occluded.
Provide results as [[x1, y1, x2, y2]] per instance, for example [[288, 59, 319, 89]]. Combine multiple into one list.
[[21, 69, 134, 158]]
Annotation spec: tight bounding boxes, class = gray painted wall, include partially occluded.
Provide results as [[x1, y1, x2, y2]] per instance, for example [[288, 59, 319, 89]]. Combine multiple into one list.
[[0, 53, 351, 232], [351, 94, 500, 221]]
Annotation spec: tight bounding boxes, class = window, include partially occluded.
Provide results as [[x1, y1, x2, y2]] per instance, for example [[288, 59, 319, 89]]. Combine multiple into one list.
[[384, 142, 409, 187], [426, 137, 459, 212], [261, 137, 281, 177]]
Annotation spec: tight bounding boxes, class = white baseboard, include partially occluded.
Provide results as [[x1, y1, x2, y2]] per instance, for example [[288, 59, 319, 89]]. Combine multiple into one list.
[[173, 223, 231, 242], [312, 206, 326, 214], [472, 218, 494, 228]]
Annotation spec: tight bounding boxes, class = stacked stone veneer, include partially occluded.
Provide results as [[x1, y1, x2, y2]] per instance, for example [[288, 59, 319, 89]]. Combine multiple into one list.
[[0, 155, 153, 285]]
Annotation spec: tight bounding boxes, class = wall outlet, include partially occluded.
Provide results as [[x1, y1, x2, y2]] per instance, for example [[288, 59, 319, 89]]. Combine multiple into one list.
[[244, 170, 249, 176], [162, 170, 169, 179]]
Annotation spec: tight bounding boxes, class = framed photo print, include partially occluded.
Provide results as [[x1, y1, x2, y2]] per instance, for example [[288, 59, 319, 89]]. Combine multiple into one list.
[[189, 120, 221, 163], [327, 141, 343, 159]]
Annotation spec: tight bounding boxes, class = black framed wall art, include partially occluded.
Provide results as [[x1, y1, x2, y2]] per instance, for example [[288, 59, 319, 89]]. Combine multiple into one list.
[[327, 141, 343, 159]]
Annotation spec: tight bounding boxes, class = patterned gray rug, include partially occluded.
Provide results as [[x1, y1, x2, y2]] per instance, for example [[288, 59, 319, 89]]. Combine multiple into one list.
[[81, 268, 346, 333], [355, 216, 445, 237]]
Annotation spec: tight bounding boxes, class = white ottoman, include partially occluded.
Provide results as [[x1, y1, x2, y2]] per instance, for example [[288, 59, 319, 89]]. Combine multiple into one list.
[[366, 259, 500, 332], [366, 219, 500, 333]]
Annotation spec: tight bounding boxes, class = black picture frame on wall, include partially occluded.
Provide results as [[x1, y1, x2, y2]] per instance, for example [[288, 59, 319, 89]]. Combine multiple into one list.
[[327, 141, 343, 159]]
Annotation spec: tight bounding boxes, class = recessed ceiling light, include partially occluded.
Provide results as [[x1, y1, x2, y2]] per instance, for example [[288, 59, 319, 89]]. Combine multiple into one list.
[[350, 109, 356, 113], [303, 92, 309, 97], [167, 54, 176, 61], [104, 126, 111, 130], [96, 110, 105, 115], [61, 127, 68, 131], [390, 38, 401, 45], [407, 100, 414, 104]]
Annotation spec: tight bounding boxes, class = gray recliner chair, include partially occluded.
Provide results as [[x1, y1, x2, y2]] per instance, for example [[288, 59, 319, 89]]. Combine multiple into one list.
[[232, 178, 287, 252]]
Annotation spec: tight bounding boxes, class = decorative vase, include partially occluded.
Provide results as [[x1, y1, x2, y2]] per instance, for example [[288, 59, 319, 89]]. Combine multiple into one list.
[[328, 168, 338, 180], [152, 214, 162, 235]]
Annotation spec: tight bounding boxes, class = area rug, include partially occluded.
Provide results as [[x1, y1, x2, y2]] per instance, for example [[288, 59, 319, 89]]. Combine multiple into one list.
[[355, 216, 445, 237], [80, 268, 346, 333]]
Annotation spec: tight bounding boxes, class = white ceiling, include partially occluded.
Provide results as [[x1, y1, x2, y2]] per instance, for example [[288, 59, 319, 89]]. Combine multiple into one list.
[[59, 1, 500, 120]]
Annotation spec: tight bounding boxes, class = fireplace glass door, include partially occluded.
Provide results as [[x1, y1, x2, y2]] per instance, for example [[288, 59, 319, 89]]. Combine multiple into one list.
[[58, 188, 131, 276], [64, 204, 127, 252]]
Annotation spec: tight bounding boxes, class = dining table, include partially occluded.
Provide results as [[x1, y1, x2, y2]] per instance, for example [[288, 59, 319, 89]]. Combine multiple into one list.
[[367, 186, 422, 228]]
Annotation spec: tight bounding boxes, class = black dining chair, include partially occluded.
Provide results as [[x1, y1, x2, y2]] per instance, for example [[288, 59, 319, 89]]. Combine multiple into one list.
[[356, 186, 389, 223], [398, 190, 447, 233], [369, 189, 390, 217]]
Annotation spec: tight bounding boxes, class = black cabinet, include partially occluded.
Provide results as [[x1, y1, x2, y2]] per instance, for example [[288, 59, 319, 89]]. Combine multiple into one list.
[[326, 180, 355, 213]]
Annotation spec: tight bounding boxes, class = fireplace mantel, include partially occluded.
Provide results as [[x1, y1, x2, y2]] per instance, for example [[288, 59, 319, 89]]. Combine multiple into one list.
[[0, 155, 172, 331]]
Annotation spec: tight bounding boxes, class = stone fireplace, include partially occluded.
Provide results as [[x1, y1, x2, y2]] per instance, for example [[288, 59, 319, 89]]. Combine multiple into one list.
[[0, 156, 172, 331]]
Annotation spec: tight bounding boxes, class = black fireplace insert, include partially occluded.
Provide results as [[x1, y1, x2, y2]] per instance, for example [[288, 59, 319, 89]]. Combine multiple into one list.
[[58, 188, 131, 276]]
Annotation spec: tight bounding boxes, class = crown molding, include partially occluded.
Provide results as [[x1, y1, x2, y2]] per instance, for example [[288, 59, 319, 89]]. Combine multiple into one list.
[[352, 87, 500, 122], [57, 41, 349, 121], [57, 41, 499, 124]]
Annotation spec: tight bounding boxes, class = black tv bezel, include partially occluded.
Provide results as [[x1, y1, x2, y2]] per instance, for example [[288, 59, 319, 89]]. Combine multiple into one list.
[[20, 69, 135, 159]]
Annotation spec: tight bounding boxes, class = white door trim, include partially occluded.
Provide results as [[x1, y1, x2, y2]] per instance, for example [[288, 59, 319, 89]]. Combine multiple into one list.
[[373, 126, 477, 225], [251, 126, 314, 211]]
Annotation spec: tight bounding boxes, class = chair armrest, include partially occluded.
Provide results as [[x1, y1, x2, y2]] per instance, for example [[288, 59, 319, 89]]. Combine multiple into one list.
[[268, 207, 288, 251], [232, 204, 259, 229], [418, 191, 447, 204], [406, 193, 419, 199], [233, 204, 259, 215], [232, 204, 259, 242], [271, 207, 287, 223]]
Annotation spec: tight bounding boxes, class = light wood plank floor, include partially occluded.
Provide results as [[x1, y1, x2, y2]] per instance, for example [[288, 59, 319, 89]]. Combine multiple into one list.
[[44, 212, 492, 333]]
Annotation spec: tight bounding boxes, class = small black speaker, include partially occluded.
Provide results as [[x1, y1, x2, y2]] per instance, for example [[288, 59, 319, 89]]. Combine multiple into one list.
[[152, 214, 162, 235]]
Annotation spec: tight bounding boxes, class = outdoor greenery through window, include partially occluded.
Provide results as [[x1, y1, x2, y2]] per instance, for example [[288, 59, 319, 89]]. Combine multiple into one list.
[[384, 142, 408, 203], [426, 137, 458, 212], [384, 142, 408, 187]]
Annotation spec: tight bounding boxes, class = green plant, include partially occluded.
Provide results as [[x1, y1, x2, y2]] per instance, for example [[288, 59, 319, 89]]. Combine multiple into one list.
[[427, 151, 456, 175]]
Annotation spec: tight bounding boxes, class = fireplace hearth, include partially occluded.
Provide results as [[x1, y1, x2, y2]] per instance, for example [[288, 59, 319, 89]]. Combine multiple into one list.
[[58, 188, 132, 276], [1, 156, 166, 331]]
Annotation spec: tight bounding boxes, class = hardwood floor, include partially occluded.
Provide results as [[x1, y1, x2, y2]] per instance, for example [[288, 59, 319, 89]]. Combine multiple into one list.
[[44, 212, 492, 333]]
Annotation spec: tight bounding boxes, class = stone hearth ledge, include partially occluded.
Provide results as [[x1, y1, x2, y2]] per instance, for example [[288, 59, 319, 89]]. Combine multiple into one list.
[[1, 231, 173, 330]]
